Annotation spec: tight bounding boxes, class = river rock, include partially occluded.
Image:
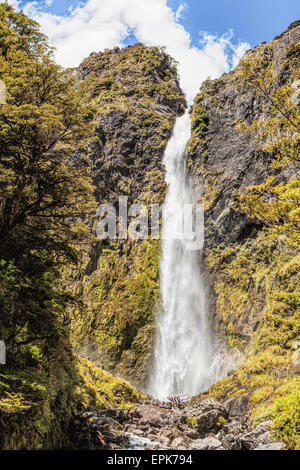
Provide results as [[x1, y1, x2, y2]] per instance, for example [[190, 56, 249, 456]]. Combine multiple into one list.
[[221, 433, 242, 450], [186, 429, 199, 439], [171, 437, 190, 449], [129, 404, 168, 428], [144, 443, 160, 450], [254, 442, 283, 450], [189, 437, 223, 450], [291, 339, 300, 350]]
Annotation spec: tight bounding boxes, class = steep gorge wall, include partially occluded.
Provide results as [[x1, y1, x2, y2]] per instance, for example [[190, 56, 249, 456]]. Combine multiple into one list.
[[189, 22, 300, 447], [65, 44, 186, 388]]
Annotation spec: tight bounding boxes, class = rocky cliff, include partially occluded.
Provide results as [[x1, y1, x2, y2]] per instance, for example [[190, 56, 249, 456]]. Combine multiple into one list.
[[189, 21, 300, 448], [64, 43, 186, 388], [1, 3, 299, 450], [65, 25, 300, 449]]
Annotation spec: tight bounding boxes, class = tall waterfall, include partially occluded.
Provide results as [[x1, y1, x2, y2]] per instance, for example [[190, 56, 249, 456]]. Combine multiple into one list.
[[149, 111, 217, 400]]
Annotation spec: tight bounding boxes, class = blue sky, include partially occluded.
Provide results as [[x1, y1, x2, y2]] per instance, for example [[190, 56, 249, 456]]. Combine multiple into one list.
[[167, 0, 299, 47], [12, 0, 299, 101], [17, 0, 299, 48]]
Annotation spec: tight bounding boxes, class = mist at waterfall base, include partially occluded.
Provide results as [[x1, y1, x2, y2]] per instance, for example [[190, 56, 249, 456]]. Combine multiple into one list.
[[149, 111, 219, 401]]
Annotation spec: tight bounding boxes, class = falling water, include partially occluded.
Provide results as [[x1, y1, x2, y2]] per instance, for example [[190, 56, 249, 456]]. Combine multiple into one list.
[[149, 110, 217, 400]]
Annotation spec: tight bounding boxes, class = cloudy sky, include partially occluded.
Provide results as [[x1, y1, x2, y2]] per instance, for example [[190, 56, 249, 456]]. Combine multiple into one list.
[[6, 0, 299, 102]]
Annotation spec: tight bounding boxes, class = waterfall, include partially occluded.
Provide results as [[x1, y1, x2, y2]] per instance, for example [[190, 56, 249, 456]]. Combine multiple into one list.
[[149, 110, 217, 400]]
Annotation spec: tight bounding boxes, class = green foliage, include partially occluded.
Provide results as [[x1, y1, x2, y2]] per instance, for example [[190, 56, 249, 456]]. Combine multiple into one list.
[[76, 356, 145, 410], [186, 416, 197, 428], [188, 95, 209, 156], [271, 390, 300, 449], [192, 32, 300, 449], [0, 4, 98, 449], [236, 43, 300, 246], [67, 240, 160, 385]]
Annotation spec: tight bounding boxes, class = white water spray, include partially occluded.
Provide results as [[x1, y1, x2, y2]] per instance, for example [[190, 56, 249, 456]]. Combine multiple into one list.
[[149, 111, 217, 400]]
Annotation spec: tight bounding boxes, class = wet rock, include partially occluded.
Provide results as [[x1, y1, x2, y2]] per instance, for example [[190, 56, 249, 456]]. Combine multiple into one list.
[[189, 437, 223, 450]]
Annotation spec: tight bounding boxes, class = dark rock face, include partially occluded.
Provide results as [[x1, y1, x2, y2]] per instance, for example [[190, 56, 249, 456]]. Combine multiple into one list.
[[190, 22, 300, 249], [188, 23, 299, 448], [76, 44, 186, 205], [189, 22, 300, 346], [66, 44, 186, 388]]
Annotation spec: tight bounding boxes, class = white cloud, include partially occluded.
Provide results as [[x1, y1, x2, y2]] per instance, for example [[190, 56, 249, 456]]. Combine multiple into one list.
[[18, 0, 250, 103], [232, 41, 250, 68], [6, 0, 21, 8], [175, 2, 187, 22]]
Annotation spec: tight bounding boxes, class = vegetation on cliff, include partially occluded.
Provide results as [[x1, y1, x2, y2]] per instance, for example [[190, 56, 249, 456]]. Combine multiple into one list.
[[0, 2, 298, 452], [0, 5, 145, 449], [190, 22, 300, 449], [64, 43, 185, 388]]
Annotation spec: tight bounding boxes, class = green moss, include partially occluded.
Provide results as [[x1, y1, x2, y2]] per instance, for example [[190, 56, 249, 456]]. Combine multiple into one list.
[[186, 416, 197, 429], [76, 356, 146, 409], [67, 239, 160, 387], [286, 41, 300, 58], [195, 227, 300, 448], [270, 390, 300, 449], [188, 95, 209, 156]]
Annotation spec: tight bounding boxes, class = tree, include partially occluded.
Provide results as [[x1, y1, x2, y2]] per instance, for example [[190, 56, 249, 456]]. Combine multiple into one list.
[[236, 42, 300, 246], [0, 4, 97, 260], [0, 4, 96, 364]]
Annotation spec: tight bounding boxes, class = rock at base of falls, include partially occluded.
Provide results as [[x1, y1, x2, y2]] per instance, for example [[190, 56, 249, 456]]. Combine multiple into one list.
[[73, 398, 284, 451]]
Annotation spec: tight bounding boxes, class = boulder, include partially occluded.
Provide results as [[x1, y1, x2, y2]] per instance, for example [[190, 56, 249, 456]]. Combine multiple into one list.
[[198, 398, 227, 415], [240, 420, 274, 450], [223, 395, 248, 419], [196, 409, 226, 434], [171, 437, 190, 449], [254, 442, 283, 450], [129, 404, 168, 428], [189, 437, 223, 450]]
